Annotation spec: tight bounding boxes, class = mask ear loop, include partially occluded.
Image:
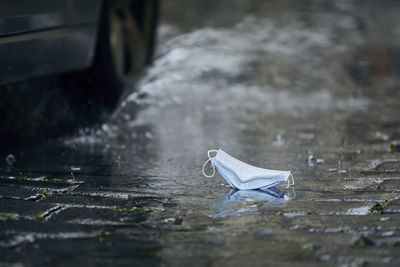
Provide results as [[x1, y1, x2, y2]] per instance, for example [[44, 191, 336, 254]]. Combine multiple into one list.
[[202, 150, 219, 178], [285, 186, 296, 200], [286, 173, 295, 188]]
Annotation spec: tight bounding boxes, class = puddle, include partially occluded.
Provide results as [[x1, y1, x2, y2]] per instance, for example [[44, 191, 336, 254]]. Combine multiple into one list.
[[345, 206, 371, 215]]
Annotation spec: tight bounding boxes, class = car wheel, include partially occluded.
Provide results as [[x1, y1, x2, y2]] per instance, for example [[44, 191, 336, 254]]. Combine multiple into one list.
[[81, 0, 159, 113]]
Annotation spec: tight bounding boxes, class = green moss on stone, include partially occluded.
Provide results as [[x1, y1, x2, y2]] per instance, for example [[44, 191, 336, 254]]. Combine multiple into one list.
[[0, 212, 20, 221], [302, 242, 319, 253], [35, 214, 45, 221], [370, 200, 390, 214], [40, 189, 52, 199], [389, 143, 400, 152]]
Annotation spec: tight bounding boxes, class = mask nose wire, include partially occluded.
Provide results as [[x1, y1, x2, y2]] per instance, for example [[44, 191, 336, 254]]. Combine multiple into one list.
[[202, 150, 219, 178]]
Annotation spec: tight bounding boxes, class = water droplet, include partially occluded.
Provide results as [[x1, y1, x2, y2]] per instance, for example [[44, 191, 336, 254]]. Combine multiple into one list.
[[338, 160, 347, 173], [102, 124, 109, 132], [273, 133, 285, 146], [6, 154, 16, 165], [374, 131, 389, 141], [308, 154, 324, 167], [145, 132, 154, 140], [163, 217, 176, 224], [308, 155, 316, 167]]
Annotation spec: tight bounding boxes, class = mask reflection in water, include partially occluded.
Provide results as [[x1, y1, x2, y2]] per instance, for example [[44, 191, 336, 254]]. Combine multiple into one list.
[[214, 187, 296, 218]]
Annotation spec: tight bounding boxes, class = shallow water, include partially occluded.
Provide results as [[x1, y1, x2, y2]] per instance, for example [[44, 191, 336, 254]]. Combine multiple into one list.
[[2, 0, 400, 266]]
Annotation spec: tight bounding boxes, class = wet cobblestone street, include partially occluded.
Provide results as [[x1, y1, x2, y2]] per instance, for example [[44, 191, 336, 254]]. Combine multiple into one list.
[[1, 1, 400, 266]]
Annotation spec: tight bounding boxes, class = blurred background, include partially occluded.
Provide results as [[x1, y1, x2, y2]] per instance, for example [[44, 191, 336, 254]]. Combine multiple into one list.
[[1, 0, 400, 145]]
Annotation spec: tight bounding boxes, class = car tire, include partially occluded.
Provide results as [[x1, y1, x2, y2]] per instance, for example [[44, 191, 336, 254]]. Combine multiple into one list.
[[79, 0, 159, 114]]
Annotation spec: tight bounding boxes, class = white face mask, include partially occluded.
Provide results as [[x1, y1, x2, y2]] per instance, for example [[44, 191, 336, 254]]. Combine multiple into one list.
[[202, 149, 294, 190]]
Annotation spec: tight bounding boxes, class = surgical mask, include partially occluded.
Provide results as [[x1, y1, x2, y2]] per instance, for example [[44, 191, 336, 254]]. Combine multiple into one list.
[[202, 149, 294, 190]]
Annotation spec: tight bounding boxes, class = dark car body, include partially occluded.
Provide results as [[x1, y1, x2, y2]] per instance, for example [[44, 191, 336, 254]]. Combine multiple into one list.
[[0, 0, 158, 146], [0, 0, 102, 86]]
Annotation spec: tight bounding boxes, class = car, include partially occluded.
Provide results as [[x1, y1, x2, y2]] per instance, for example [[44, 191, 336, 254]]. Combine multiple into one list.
[[0, 0, 159, 145]]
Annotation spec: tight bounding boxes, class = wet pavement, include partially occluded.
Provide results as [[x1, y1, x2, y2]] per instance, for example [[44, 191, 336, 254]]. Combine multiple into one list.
[[2, 0, 400, 266]]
